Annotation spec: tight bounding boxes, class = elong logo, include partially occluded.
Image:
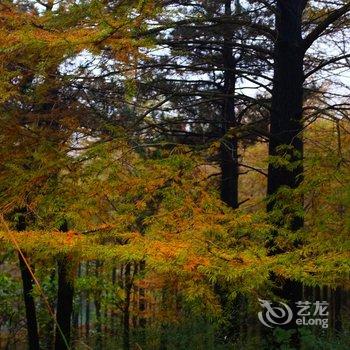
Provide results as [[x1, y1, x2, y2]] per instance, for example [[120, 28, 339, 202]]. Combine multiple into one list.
[[258, 298, 329, 329]]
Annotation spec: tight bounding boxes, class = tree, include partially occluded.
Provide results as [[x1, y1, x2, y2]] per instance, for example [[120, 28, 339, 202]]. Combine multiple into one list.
[[0, 1, 160, 347], [0, 1, 350, 348], [266, 0, 350, 345], [16, 213, 41, 350], [124, 0, 274, 211]]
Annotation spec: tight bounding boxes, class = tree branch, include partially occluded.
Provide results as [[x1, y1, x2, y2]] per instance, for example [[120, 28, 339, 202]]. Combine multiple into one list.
[[304, 53, 350, 79], [303, 2, 350, 51]]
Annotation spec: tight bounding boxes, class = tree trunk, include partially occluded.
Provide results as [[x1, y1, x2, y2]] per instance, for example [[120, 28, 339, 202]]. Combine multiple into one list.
[[55, 221, 74, 350], [94, 261, 102, 350], [267, 1, 308, 347], [17, 214, 41, 350], [216, 2, 243, 343], [139, 261, 147, 329], [220, 0, 239, 209], [267, 0, 306, 229], [334, 287, 342, 333], [123, 263, 132, 350], [85, 261, 90, 339]]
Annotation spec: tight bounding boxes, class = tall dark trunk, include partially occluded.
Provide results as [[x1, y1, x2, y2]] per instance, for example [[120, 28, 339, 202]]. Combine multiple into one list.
[[55, 221, 74, 350], [220, 0, 238, 209], [123, 263, 132, 350], [267, 1, 307, 347], [334, 287, 342, 333], [111, 266, 117, 335], [138, 260, 146, 329], [216, 1, 242, 343], [94, 261, 102, 350], [85, 262, 90, 339], [17, 214, 41, 350], [267, 0, 306, 228]]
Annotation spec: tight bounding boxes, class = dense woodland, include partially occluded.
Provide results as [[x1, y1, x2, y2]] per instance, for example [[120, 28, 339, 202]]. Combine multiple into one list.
[[0, 0, 350, 349]]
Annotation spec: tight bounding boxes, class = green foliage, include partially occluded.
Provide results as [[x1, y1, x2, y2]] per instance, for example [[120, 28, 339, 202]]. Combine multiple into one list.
[[0, 1, 349, 348], [0, 271, 25, 346]]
